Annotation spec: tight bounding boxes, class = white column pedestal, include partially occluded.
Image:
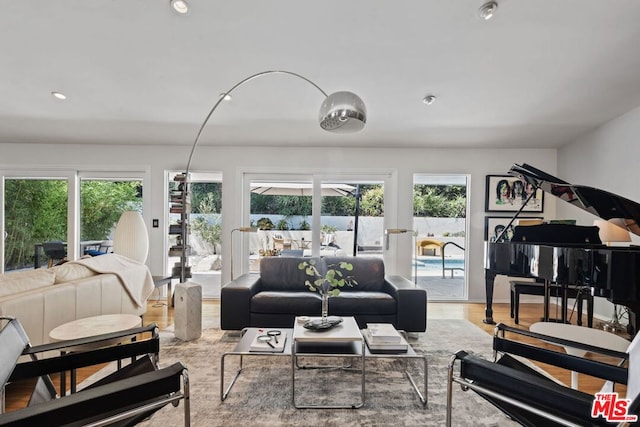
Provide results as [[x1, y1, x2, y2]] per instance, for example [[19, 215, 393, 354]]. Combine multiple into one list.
[[174, 282, 202, 341]]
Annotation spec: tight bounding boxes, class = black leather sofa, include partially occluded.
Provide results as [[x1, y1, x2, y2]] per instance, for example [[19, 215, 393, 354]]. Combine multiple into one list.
[[221, 256, 427, 332]]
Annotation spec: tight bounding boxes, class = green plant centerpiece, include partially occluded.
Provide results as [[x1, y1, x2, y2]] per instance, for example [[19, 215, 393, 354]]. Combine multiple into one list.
[[298, 259, 357, 325]]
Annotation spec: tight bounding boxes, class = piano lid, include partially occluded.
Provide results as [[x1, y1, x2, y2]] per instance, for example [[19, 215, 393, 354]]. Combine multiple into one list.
[[508, 163, 640, 237]]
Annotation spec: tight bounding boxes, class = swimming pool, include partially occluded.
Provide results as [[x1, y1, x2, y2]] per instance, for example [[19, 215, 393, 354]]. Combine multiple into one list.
[[414, 257, 465, 271]]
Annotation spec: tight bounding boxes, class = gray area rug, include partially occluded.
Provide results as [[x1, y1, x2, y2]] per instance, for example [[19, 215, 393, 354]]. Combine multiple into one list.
[[128, 319, 518, 426]]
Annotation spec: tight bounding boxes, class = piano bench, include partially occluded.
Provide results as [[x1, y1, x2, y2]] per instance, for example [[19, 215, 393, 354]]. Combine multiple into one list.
[[510, 281, 593, 327]]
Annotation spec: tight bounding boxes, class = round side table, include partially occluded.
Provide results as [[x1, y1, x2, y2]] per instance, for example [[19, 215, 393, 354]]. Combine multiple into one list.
[[49, 314, 142, 394]]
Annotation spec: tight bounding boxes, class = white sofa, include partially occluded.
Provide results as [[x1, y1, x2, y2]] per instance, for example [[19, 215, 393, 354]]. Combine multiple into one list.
[[0, 254, 154, 346]]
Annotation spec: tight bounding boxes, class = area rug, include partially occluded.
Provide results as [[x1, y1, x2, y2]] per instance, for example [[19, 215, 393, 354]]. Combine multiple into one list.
[[128, 319, 518, 427]]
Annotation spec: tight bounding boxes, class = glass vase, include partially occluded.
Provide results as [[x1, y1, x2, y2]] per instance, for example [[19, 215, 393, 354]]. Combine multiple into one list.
[[321, 293, 329, 324]]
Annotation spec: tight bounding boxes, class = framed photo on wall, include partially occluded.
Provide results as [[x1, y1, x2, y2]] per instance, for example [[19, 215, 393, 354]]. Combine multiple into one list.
[[485, 175, 544, 213], [484, 216, 544, 242]]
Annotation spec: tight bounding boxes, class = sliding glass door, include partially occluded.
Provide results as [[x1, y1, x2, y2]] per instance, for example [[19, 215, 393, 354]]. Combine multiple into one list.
[[413, 174, 468, 300], [238, 173, 390, 278], [167, 171, 222, 299]]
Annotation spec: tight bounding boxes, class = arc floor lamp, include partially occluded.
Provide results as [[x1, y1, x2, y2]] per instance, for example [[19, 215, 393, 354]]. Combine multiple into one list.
[[179, 70, 367, 282]]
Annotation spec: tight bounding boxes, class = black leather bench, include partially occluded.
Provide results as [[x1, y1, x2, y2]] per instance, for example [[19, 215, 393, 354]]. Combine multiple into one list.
[[510, 280, 593, 327]]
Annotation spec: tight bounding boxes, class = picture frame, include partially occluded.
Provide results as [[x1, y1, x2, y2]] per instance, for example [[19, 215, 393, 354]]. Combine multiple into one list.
[[484, 216, 544, 242], [485, 175, 544, 213]]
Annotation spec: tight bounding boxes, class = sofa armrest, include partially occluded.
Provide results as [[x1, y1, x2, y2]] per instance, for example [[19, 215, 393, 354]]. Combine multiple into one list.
[[221, 274, 261, 330], [385, 275, 427, 332]]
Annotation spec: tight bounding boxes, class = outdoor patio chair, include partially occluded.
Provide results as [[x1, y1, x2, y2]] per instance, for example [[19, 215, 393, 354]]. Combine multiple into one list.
[[446, 323, 639, 426], [42, 241, 66, 267], [416, 238, 444, 256], [81, 240, 114, 256], [0, 316, 190, 426], [273, 235, 292, 251]]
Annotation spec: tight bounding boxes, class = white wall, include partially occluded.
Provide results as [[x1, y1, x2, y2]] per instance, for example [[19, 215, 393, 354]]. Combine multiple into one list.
[[558, 105, 640, 320], [0, 142, 556, 303]]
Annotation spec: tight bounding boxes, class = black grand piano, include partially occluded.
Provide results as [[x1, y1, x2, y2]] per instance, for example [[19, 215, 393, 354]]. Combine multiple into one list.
[[484, 163, 640, 335]]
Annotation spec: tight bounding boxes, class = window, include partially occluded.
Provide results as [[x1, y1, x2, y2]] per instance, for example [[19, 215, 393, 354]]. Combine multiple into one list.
[[3, 177, 69, 271], [79, 176, 143, 257], [320, 181, 385, 257], [2, 168, 150, 274]]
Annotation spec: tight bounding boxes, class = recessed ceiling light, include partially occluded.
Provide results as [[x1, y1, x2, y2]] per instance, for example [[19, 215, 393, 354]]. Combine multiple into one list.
[[51, 91, 67, 100], [422, 95, 436, 105], [478, 1, 498, 20], [170, 0, 189, 15], [219, 93, 232, 101]]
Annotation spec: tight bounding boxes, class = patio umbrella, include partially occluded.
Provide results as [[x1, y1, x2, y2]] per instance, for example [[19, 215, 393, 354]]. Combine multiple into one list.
[[250, 182, 361, 254], [250, 182, 355, 197]]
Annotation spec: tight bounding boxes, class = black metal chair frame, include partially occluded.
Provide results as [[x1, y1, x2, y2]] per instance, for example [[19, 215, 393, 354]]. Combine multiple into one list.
[[0, 316, 190, 426], [446, 323, 638, 427]]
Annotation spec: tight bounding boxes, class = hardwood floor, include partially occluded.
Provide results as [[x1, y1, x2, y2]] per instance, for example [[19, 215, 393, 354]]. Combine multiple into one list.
[[3, 300, 627, 413]]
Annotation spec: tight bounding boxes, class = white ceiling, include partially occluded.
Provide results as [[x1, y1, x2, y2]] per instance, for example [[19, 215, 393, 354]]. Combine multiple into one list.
[[2, 0, 640, 150]]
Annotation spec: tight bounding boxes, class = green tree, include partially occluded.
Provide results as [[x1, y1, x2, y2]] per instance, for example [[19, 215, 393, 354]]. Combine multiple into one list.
[[359, 186, 384, 216], [80, 181, 140, 240], [4, 180, 68, 268], [191, 192, 222, 254], [191, 183, 221, 214], [250, 194, 312, 216], [321, 194, 355, 216], [413, 185, 466, 217]]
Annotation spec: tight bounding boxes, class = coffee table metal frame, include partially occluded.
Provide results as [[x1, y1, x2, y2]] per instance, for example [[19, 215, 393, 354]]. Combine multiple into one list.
[[220, 322, 428, 409], [363, 332, 428, 407], [292, 316, 365, 409], [220, 327, 293, 401]]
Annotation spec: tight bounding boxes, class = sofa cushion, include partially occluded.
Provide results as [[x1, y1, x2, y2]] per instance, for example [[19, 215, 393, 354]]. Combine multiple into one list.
[[259, 257, 310, 291], [51, 263, 97, 284], [260, 256, 386, 293], [252, 291, 320, 314], [323, 256, 386, 292], [0, 269, 55, 297], [328, 292, 396, 315]]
